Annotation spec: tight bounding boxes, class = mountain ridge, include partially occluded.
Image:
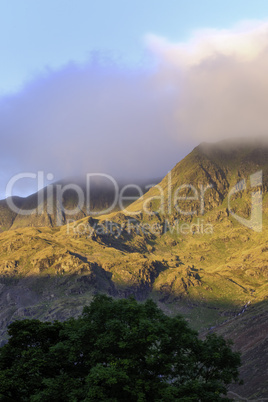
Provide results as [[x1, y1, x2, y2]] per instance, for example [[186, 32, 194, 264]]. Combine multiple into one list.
[[0, 177, 162, 232], [0, 139, 267, 398]]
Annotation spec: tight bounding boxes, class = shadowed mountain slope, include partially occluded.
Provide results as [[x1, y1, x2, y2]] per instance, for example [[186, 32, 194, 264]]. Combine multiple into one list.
[[0, 177, 161, 232], [0, 139, 267, 398]]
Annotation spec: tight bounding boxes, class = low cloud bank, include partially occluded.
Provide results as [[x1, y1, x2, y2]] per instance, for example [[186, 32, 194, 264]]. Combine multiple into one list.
[[2, 20, 268, 197]]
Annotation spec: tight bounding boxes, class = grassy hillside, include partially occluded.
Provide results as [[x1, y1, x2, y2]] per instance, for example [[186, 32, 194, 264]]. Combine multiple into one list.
[[213, 300, 268, 400], [0, 139, 267, 397], [0, 177, 161, 232]]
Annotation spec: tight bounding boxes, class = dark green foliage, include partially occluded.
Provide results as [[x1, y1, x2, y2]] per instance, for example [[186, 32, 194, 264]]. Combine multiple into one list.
[[0, 295, 241, 401]]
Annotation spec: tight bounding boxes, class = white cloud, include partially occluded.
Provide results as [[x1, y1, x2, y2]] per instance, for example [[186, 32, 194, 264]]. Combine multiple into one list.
[[146, 20, 268, 141], [0, 58, 189, 197], [2, 20, 268, 197], [146, 20, 268, 66]]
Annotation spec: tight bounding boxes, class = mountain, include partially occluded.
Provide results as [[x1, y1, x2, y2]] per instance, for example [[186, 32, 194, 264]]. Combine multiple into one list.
[[213, 300, 268, 400], [0, 139, 267, 398], [0, 176, 161, 232], [128, 138, 268, 219], [0, 196, 24, 231]]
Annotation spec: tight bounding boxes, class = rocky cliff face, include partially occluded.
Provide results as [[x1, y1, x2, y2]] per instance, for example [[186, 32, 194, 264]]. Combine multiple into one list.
[[0, 140, 267, 398], [128, 139, 268, 220], [0, 177, 161, 232]]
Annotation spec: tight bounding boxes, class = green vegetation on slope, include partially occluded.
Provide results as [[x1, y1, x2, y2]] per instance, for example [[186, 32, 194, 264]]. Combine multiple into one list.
[[0, 139, 267, 398], [0, 295, 241, 401]]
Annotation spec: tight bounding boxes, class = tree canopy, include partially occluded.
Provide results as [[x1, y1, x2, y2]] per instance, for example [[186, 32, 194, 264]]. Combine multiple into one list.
[[0, 295, 241, 401]]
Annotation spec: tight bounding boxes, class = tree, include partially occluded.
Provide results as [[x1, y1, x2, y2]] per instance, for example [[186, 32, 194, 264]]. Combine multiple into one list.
[[0, 295, 241, 401]]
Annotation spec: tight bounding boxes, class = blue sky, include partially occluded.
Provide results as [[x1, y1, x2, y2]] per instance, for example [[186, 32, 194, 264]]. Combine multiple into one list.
[[1, 1, 268, 198], [2, 0, 268, 94]]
